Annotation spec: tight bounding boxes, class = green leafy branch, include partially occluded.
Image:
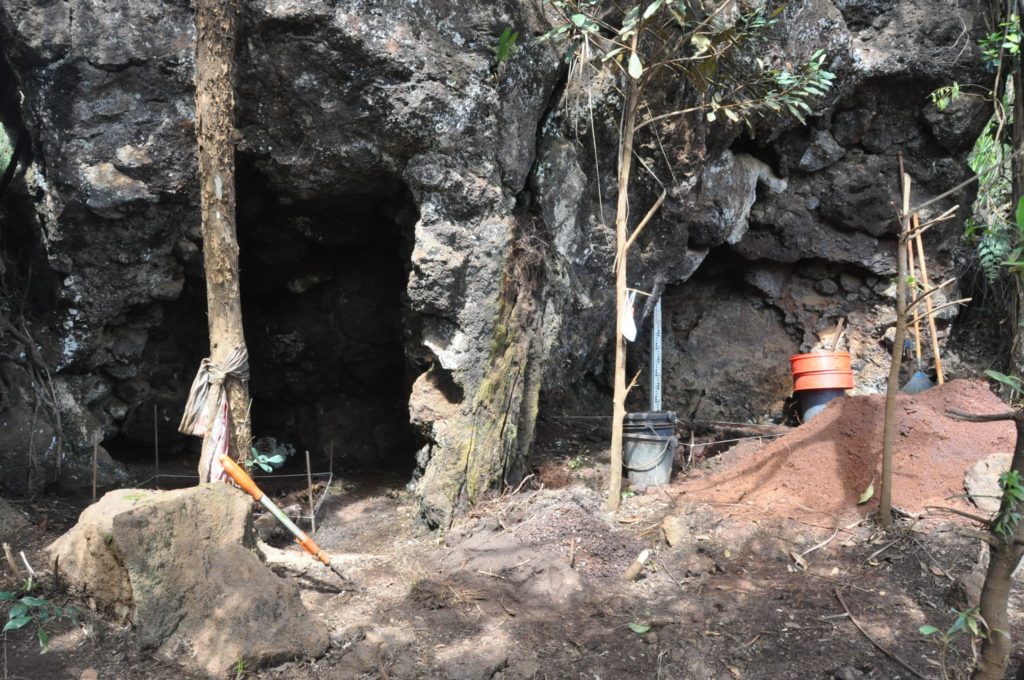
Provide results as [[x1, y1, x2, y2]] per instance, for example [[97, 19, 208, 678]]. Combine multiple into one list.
[[993, 468, 1024, 541], [980, 15, 1021, 69], [544, 0, 834, 130]]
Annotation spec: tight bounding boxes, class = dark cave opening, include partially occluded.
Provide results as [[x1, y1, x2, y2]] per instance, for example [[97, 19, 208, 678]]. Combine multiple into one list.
[[107, 166, 426, 478], [235, 167, 424, 475]]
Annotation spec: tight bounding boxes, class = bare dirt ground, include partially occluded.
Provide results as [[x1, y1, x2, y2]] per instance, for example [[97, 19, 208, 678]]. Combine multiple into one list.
[[2, 379, 1022, 679]]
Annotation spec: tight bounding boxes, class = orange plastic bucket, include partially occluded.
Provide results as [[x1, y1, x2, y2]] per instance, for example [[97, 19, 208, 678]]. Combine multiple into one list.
[[790, 352, 854, 392], [789, 351, 852, 374]]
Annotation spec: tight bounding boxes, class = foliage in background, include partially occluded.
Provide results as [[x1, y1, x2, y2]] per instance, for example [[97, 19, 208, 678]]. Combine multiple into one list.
[[544, 0, 834, 130], [941, 18, 1020, 286]]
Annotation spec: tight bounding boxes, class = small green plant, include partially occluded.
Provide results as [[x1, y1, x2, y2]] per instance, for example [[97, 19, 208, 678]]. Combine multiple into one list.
[[0, 590, 79, 652], [993, 468, 1024, 541], [491, 26, 519, 65], [234, 657, 248, 678], [244, 447, 286, 473], [567, 455, 586, 470], [620, 489, 637, 500], [985, 369, 1023, 401], [920, 607, 987, 679], [930, 82, 961, 111]]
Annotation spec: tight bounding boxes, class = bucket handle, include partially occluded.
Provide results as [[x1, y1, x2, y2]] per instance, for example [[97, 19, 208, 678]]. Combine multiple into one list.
[[623, 437, 676, 472], [626, 422, 676, 437]]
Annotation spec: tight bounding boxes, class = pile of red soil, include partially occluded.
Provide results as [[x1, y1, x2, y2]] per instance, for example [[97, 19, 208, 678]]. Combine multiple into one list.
[[671, 379, 1015, 518]]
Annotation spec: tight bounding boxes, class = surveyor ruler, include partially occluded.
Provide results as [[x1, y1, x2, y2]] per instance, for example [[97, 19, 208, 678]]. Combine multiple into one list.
[[650, 297, 662, 412]]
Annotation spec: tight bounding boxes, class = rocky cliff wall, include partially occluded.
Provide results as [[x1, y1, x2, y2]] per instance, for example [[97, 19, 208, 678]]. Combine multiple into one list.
[[0, 0, 992, 523]]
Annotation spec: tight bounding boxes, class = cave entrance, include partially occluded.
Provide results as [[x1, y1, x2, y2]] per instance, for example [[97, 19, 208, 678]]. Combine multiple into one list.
[[105, 169, 425, 485], [236, 171, 423, 477]]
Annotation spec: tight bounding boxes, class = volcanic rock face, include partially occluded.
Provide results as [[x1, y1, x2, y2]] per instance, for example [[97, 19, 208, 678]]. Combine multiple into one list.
[[0, 0, 993, 520]]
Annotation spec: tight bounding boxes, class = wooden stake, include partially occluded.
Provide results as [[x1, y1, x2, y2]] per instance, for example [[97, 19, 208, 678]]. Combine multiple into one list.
[[906, 239, 922, 364], [622, 549, 650, 581], [305, 450, 316, 534], [153, 403, 160, 486], [829, 317, 846, 352], [91, 433, 98, 502], [2, 543, 22, 580], [912, 216, 944, 384]]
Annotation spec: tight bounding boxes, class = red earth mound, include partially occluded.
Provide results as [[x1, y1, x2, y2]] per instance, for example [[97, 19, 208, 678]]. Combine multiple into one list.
[[671, 379, 1015, 519]]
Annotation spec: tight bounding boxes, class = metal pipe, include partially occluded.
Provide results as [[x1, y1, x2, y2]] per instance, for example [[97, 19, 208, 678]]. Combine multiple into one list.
[[650, 297, 662, 412]]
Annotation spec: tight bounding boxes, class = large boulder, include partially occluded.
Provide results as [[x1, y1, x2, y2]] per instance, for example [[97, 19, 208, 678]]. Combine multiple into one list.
[[49, 484, 328, 678]]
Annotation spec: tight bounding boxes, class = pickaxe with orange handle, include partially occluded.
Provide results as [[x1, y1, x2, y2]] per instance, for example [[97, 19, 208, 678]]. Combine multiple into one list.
[[218, 454, 347, 579]]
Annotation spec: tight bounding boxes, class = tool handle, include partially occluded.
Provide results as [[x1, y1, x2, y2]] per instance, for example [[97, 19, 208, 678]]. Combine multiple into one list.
[[218, 455, 263, 501], [297, 536, 331, 566]]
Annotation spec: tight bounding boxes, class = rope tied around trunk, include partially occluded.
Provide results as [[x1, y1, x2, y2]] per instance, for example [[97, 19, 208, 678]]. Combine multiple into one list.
[[178, 346, 249, 437]]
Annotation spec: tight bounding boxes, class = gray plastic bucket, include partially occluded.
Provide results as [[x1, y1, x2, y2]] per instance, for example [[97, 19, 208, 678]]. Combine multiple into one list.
[[623, 411, 677, 488], [798, 388, 845, 421], [623, 433, 677, 489]]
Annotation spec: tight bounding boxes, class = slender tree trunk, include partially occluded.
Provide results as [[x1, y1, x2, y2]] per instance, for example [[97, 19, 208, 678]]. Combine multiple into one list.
[[879, 175, 911, 528], [1011, 45, 1024, 378], [951, 410, 1024, 680], [607, 74, 641, 512], [194, 0, 252, 480]]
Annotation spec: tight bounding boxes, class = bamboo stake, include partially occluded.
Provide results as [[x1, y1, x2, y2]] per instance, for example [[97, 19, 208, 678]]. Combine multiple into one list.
[[2, 543, 22, 580], [305, 450, 316, 534], [622, 549, 650, 581], [153, 404, 160, 487], [91, 434, 98, 502], [912, 215, 944, 384], [829, 317, 845, 352], [906, 239, 922, 363]]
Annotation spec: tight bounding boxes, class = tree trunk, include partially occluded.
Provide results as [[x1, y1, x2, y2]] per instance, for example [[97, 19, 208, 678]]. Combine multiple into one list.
[[879, 175, 911, 528], [973, 411, 1024, 680], [607, 73, 641, 513], [194, 0, 252, 480], [1011, 41, 1024, 378]]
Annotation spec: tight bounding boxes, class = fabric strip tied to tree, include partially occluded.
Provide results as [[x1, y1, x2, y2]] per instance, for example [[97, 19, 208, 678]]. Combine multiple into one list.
[[178, 346, 250, 481]]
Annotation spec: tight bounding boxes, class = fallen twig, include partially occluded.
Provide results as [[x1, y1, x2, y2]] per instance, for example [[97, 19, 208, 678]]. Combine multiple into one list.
[[799, 516, 842, 560], [658, 559, 682, 588], [509, 473, 534, 496], [925, 505, 991, 526], [834, 587, 928, 679], [865, 538, 902, 564]]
